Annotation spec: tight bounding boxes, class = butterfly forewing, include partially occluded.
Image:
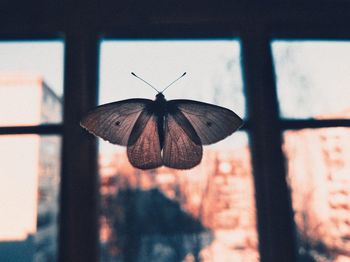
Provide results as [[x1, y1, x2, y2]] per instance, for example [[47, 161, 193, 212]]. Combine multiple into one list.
[[80, 99, 152, 145], [170, 100, 243, 145], [127, 110, 162, 170], [163, 113, 203, 169]]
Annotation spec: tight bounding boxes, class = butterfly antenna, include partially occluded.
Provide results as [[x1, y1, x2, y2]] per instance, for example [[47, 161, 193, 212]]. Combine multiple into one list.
[[161, 72, 187, 93], [131, 72, 160, 93]]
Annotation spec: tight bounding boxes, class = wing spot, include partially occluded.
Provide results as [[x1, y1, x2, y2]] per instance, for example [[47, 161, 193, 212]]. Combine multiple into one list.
[[115, 121, 121, 126]]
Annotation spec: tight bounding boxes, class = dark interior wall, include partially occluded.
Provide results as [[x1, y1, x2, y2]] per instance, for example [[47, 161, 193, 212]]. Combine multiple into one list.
[[2, 0, 350, 33]]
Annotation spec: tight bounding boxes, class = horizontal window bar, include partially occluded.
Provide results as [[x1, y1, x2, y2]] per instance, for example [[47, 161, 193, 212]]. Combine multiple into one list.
[[2, 119, 345, 135], [0, 31, 64, 41], [0, 124, 63, 135], [280, 119, 350, 130]]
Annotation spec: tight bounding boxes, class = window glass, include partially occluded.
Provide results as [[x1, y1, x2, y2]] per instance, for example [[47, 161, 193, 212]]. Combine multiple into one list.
[[284, 128, 350, 261], [99, 40, 245, 118], [272, 41, 350, 119], [0, 135, 61, 261], [0, 41, 64, 126], [98, 40, 258, 261]]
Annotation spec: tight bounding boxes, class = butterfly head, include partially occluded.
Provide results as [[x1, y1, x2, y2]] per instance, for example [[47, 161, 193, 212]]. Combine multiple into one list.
[[155, 92, 166, 102]]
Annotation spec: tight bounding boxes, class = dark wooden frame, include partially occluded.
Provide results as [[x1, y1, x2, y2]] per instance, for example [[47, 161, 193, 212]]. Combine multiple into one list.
[[2, 1, 350, 261]]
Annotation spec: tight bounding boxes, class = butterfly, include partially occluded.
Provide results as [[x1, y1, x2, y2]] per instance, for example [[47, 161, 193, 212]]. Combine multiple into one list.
[[80, 73, 243, 170]]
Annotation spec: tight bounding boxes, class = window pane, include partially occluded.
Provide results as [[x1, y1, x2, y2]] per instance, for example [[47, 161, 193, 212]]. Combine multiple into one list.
[[272, 41, 350, 119], [284, 128, 350, 261], [0, 135, 61, 262], [99, 40, 245, 117], [99, 40, 258, 261], [0, 41, 64, 126], [99, 133, 258, 261]]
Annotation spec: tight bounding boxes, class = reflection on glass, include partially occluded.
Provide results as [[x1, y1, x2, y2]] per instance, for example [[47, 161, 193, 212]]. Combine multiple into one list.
[[284, 128, 350, 262], [0, 41, 64, 126], [98, 40, 258, 261], [272, 41, 350, 119], [0, 135, 61, 262]]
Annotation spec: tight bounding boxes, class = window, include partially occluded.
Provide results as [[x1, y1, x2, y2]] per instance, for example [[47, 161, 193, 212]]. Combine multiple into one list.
[[98, 40, 258, 261], [0, 41, 64, 262], [272, 41, 350, 261]]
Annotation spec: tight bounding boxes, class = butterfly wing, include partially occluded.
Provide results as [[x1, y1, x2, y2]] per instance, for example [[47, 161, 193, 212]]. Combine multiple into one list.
[[127, 109, 163, 170], [80, 99, 152, 146], [163, 108, 203, 169], [168, 100, 243, 145]]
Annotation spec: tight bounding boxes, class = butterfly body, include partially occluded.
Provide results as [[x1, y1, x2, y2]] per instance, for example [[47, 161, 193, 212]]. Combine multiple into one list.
[[81, 93, 243, 170], [151, 93, 167, 149]]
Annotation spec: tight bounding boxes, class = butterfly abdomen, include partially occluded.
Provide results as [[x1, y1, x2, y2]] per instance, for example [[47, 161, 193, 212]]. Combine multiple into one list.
[[152, 93, 168, 150]]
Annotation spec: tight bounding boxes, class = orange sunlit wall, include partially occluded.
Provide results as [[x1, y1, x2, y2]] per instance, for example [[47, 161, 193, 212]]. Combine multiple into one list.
[[0, 135, 39, 240]]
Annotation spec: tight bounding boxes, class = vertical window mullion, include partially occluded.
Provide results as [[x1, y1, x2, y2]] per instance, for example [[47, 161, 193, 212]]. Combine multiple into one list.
[[59, 30, 99, 262], [241, 28, 297, 261]]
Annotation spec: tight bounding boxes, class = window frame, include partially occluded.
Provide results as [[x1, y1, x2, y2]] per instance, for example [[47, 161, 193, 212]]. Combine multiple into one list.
[[2, 1, 350, 261]]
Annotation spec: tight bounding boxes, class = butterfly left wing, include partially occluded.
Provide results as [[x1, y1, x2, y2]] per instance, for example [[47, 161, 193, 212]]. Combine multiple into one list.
[[162, 109, 203, 169], [127, 109, 163, 170], [168, 100, 243, 145], [80, 99, 152, 146]]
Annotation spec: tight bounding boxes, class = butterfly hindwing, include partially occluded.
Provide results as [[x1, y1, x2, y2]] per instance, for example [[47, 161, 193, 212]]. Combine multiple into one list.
[[127, 109, 163, 170], [163, 111, 203, 169], [80, 99, 152, 146], [169, 100, 243, 145]]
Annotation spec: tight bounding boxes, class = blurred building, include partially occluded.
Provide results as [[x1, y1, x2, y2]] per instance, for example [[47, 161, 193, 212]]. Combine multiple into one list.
[[0, 74, 61, 262], [99, 144, 259, 262], [284, 110, 350, 261]]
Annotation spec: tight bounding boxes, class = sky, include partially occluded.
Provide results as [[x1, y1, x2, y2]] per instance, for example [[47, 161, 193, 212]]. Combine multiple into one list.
[[99, 40, 245, 115], [272, 41, 350, 119], [2, 40, 350, 120], [0, 41, 64, 97]]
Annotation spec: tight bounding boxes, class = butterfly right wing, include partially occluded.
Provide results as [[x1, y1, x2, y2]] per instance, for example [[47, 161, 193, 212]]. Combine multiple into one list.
[[168, 100, 243, 145], [162, 109, 203, 169], [80, 99, 152, 146], [127, 109, 163, 170]]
